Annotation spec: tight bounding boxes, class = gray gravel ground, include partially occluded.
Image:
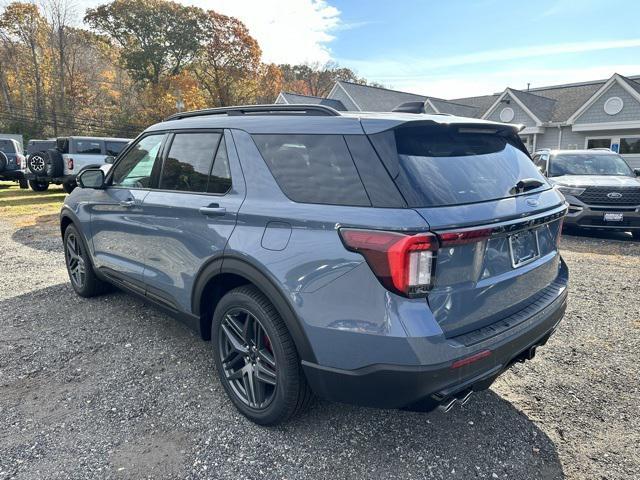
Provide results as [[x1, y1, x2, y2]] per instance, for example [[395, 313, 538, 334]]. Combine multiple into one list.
[[1, 219, 639, 480]]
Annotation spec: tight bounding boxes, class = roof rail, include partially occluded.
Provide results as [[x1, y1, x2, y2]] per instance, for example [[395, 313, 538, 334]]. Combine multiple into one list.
[[166, 104, 341, 121]]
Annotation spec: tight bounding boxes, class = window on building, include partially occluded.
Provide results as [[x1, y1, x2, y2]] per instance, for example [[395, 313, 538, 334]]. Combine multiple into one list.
[[159, 133, 221, 193], [620, 137, 640, 154], [586, 138, 612, 150]]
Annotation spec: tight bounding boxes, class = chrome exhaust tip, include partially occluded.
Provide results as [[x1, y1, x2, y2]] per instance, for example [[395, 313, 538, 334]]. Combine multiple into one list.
[[458, 389, 473, 406], [439, 397, 457, 413]]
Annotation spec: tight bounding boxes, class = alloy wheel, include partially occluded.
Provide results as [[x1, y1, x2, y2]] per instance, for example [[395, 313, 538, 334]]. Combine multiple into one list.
[[65, 233, 86, 289], [29, 155, 46, 174], [218, 308, 277, 409]]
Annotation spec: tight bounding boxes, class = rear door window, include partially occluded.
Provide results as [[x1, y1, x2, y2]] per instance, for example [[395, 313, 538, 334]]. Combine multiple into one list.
[[372, 125, 548, 207], [159, 132, 221, 193], [251, 134, 370, 206], [75, 140, 103, 154]]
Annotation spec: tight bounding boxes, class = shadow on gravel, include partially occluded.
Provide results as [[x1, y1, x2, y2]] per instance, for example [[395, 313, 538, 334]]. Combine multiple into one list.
[[1, 284, 564, 479], [11, 214, 61, 252], [563, 226, 637, 242]]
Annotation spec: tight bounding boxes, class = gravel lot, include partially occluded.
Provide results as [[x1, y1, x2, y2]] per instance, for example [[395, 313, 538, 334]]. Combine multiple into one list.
[[1, 216, 639, 480]]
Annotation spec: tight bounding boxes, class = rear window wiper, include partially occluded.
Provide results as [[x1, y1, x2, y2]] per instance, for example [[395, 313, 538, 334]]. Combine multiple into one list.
[[512, 178, 544, 194]]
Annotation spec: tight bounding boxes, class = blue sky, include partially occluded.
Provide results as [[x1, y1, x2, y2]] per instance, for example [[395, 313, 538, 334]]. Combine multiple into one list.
[[327, 0, 640, 97], [65, 0, 640, 98]]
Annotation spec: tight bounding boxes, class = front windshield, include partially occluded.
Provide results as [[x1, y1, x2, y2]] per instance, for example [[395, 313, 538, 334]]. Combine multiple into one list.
[[549, 153, 633, 177]]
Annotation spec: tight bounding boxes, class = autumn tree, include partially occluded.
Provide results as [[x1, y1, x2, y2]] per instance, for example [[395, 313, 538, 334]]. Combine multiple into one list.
[[85, 0, 204, 85], [279, 62, 368, 97], [194, 11, 266, 107]]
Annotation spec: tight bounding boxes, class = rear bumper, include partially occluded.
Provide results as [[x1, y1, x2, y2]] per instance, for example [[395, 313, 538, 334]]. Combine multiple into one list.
[[564, 201, 640, 230], [302, 284, 567, 409]]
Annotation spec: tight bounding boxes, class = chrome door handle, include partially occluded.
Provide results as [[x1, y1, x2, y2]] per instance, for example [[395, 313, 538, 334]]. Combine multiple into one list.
[[199, 205, 226, 216], [119, 199, 135, 208]]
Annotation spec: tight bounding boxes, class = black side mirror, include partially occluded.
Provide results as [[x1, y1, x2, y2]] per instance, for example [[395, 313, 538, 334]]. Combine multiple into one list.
[[77, 168, 105, 189], [104, 155, 116, 164], [634, 168, 640, 177]]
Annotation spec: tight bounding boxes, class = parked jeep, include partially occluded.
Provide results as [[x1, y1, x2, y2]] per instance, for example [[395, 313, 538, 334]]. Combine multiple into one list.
[[0, 138, 27, 186], [25, 136, 131, 192]]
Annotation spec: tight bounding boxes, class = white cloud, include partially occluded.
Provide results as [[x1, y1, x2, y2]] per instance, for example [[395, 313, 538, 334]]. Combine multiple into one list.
[[385, 65, 640, 99], [71, 0, 342, 64], [340, 39, 640, 81]]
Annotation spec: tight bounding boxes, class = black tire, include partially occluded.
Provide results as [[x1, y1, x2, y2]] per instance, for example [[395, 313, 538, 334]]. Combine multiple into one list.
[[0, 152, 7, 171], [19, 179, 28, 189], [212, 285, 314, 425], [27, 151, 48, 175], [28, 180, 49, 192], [44, 148, 64, 177], [63, 224, 110, 297], [62, 180, 76, 194]]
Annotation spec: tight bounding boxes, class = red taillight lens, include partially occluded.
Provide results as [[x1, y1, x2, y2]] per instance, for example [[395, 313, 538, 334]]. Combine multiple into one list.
[[437, 228, 493, 247], [67, 157, 74, 170], [339, 229, 438, 297], [17, 154, 25, 169]]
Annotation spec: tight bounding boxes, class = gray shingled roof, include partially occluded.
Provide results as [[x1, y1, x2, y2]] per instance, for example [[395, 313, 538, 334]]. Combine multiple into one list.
[[427, 98, 480, 117], [508, 89, 557, 122], [278, 73, 640, 123], [278, 92, 346, 111], [336, 81, 427, 111]]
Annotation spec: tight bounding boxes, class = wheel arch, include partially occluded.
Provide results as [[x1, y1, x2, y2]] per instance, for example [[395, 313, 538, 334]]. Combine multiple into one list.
[[192, 256, 317, 363]]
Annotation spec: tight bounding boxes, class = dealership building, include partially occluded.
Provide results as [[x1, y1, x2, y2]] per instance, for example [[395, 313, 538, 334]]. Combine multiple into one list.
[[276, 73, 640, 168]]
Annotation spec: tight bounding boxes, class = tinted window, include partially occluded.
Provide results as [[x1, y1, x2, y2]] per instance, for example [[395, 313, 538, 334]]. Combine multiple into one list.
[[620, 137, 640, 154], [159, 133, 221, 192], [587, 138, 611, 150], [550, 153, 633, 177], [0, 140, 15, 154], [208, 138, 232, 194], [252, 134, 370, 206], [111, 135, 164, 188], [75, 140, 102, 154], [106, 141, 128, 157], [376, 125, 548, 207]]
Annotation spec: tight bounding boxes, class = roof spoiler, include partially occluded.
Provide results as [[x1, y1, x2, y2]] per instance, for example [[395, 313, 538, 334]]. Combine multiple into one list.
[[391, 101, 427, 114]]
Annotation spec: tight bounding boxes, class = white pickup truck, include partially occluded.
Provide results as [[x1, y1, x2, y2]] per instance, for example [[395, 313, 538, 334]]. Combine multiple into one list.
[[24, 136, 131, 192]]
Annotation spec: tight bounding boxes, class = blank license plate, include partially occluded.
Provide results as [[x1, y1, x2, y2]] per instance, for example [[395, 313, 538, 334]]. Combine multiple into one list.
[[604, 212, 624, 222], [508, 230, 540, 268]]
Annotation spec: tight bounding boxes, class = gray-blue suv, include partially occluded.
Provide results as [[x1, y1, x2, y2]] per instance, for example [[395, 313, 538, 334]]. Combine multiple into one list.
[[60, 104, 569, 425]]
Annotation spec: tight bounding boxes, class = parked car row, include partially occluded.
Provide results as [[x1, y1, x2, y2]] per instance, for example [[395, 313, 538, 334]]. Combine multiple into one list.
[[0, 136, 131, 192]]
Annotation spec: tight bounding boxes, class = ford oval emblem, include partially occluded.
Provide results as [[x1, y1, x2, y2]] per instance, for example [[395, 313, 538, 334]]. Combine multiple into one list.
[[607, 192, 622, 199], [526, 198, 539, 207]]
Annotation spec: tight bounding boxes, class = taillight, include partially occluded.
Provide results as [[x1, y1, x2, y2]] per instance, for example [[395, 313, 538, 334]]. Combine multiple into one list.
[[339, 228, 438, 297], [437, 228, 492, 247], [67, 157, 74, 170], [17, 154, 25, 169]]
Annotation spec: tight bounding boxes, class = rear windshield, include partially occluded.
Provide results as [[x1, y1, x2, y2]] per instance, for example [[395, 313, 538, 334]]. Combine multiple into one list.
[[549, 153, 633, 177], [0, 140, 16, 154], [374, 125, 548, 207]]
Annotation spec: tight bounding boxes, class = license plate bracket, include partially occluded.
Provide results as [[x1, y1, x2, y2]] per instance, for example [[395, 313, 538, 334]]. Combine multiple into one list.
[[603, 212, 624, 222], [508, 229, 540, 268]]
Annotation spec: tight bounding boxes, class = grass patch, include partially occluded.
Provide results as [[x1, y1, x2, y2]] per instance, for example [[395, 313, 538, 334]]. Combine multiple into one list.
[[0, 181, 65, 231]]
